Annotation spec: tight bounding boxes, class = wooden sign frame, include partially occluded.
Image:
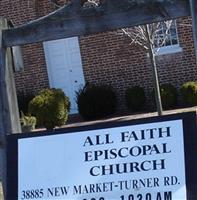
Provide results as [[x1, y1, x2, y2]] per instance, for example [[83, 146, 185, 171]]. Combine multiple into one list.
[[2, 0, 191, 46], [6, 112, 197, 199], [1, 0, 197, 198]]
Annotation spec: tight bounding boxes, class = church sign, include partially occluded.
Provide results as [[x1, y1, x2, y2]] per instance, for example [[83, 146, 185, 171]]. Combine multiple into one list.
[[7, 112, 197, 199]]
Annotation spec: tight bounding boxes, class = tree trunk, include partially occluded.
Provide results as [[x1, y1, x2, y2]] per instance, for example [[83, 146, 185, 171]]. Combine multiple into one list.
[[144, 24, 163, 116]]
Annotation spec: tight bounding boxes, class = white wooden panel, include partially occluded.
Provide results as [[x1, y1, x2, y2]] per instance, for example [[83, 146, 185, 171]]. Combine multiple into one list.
[[43, 37, 85, 114]]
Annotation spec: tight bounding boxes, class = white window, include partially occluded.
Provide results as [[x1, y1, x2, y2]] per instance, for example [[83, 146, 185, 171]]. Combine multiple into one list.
[[154, 20, 182, 55]]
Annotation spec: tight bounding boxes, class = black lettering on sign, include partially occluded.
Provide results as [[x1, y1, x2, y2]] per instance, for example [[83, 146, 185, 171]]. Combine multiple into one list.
[[164, 176, 180, 186], [47, 186, 69, 197], [89, 159, 165, 176], [83, 134, 114, 147], [120, 191, 172, 200], [21, 189, 44, 199], [121, 127, 171, 142]]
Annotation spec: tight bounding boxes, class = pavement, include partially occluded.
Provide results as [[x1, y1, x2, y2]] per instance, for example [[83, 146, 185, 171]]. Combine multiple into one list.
[[0, 148, 3, 199], [56, 106, 197, 129], [0, 148, 2, 178], [0, 184, 3, 200]]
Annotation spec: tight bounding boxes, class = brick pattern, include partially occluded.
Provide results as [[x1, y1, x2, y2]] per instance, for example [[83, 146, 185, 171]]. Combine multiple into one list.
[[0, 0, 53, 94], [80, 17, 197, 111], [14, 43, 49, 94], [0, 1, 196, 112]]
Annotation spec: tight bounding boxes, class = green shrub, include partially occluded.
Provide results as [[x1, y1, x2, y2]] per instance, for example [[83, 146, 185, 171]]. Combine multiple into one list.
[[125, 86, 146, 111], [180, 81, 197, 106], [76, 84, 117, 120], [20, 112, 37, 132], [160, 84, 178, 109], [152, 84, 178, 110], [28, 88, 70, 129], [17, 91, 35, 115]]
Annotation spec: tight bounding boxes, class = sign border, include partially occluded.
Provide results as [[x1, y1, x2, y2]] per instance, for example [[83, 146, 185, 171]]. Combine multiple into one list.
[[7, 111, 197, 200]]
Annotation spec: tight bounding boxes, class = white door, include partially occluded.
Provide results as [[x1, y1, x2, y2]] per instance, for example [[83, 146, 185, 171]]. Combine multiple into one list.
[[43, 37, 85, 114]]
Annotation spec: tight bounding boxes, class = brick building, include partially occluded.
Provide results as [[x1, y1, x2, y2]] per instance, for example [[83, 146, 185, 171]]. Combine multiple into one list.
[[0, 0, 196, 114]]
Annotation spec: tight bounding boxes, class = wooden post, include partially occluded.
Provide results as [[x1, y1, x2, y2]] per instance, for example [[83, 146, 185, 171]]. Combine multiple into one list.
[[0, 17, 21, 199], [190, 0, 197, 65]]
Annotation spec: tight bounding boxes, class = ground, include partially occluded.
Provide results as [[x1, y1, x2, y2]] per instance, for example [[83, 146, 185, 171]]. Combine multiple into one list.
[[0, 184, 3, 199], [0, 149, 3, 199], [1, 106, 197, 199], [57, 106, 197, 129]]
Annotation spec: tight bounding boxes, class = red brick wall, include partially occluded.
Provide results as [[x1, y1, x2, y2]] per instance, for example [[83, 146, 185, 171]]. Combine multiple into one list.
[[156, 17, 196, 86], [79, 17, 197, 111], [79, 30, 152, 111], [0, 0, 53, 94], [0, 1, 196, 112]]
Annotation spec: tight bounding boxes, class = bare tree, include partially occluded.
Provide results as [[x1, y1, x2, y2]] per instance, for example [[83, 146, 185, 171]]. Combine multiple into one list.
[[121, 20, 173, 115]]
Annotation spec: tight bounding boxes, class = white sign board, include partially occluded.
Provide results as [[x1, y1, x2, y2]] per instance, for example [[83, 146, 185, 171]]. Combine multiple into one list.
[[18, 119, 186, 200]]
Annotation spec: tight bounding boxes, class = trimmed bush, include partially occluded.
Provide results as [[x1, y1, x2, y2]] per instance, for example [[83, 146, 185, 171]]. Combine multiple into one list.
[[28, 88, 70, 129], [160, 84, 178, 109], [76, 84, 117, 120], [125, 86, 146, 111], [180, 81, 197, 106]]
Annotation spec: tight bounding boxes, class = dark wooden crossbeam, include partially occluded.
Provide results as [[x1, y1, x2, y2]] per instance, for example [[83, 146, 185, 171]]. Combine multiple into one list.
[[3, 0, 190, 47]]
